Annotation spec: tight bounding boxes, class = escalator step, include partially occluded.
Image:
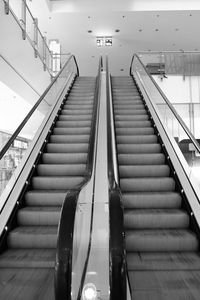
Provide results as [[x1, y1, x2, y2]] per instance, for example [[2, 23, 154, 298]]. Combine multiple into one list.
[[61, 109, 93, 115], [17, 207, 61, 226], [32, 176, 84, 190], [7, 226, 57, 249], [115, 120, 151, 127], [37, 164, 86, 176], [0, 249, 56, 268], [122, 192, 182, 209], [116, 128, 154, 135], [66, 100, 93, 105], [119, 165, 170, 177], [115, 115, 149, 123], [124, 209, 189, 229], [117, 135, 157, 144], [46, 143, 88, 153], [56, 120, 91, 126], [127, 252, 200, 271], [50, 135, 89, 143], [114, 109, 146, 115], [42, 153, 87, 164], [118, 153, 165, 165], [114, 104, 145, 110], [120, 177, 175, 192], [63, 104, 93, 109], [53, 127, 90, 135], [126, 229, 199, 252], [117, 143, 161, 154], [114, 100, 143, 105], [25, 191, 67, 206]]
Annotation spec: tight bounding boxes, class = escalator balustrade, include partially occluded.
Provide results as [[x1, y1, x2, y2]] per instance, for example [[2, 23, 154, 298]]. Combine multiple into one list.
[[112, 76, 200, 299], [0, 76, 96, 299]]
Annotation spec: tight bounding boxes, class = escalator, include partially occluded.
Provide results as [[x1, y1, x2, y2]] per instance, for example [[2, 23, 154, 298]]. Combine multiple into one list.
[[111, 75, 200, 299], [0, 76, 96, 299]]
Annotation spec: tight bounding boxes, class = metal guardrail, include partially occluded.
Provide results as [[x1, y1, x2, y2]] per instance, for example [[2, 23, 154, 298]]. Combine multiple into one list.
[[137, 51, 200, 77], [3, 0, 56, 76]]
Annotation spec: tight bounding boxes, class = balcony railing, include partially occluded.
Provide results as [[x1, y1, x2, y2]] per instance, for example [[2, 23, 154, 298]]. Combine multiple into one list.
[[137, 51, 200, 78], [3, 0, 57, 77]]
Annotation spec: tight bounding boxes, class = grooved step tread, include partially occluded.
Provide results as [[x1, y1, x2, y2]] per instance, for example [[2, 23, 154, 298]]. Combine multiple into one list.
[[37, 164, 86, 176], [119, 165, 170, 177], [25, 191, 67, 206], [46, 143, 88, 153], [117, 143, 161, 154], [18, 207, 61, 226], [123, 192, 182, 209], [118, 153, 165, 165], [42, 153, 87, 164], [8, 226, 57, 249], [127, 252, 200, 270], [0, 249, 56, 268], [0, 268, 55, 300], [126, 229, 199, 252], [124, 209, 189, 229], [32, 176, 84, 190]]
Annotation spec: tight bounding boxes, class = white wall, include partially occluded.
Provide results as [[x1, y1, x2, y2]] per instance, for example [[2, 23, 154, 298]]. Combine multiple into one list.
[[153, 75, 200, 103]]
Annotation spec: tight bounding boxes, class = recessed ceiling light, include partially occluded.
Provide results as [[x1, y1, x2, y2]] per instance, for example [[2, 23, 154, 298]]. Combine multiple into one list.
[[115, 29, 120, 33], [88, 30, 92, 33]]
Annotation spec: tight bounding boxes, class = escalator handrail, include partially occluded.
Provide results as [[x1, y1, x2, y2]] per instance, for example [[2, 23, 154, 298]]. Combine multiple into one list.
[[130, 53, 200, 154], [0, 54, 79, 161], [55, 56, 103, 300], [106, 56, 127, 300]]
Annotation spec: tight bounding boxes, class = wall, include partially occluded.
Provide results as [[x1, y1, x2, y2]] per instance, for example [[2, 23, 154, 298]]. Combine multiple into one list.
[[153, 75, 200, 103]]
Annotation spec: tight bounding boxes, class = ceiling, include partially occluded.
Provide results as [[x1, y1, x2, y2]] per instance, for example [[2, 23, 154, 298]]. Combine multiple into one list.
[[28, 0, 200, 75]]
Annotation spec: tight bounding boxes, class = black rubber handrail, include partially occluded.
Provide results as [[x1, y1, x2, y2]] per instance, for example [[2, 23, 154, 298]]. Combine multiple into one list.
[[130, 53, 200, 154], [55, 56, 103, 300], [106, 56, 126, 300], [0, 54, 79, 161]]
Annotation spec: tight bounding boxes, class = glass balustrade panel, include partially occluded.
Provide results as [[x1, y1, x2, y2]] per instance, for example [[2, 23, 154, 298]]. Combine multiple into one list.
[[132, 57, 200, 190]]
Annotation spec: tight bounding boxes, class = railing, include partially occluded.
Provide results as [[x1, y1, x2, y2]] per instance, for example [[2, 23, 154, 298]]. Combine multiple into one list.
[[136, 50, 200, 77], [0, 55, 78, 203], [130, 53, 200, 191], [55, 57, 102, 300], [106, 56, 127, 300], [3, 0, 55, 76]]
